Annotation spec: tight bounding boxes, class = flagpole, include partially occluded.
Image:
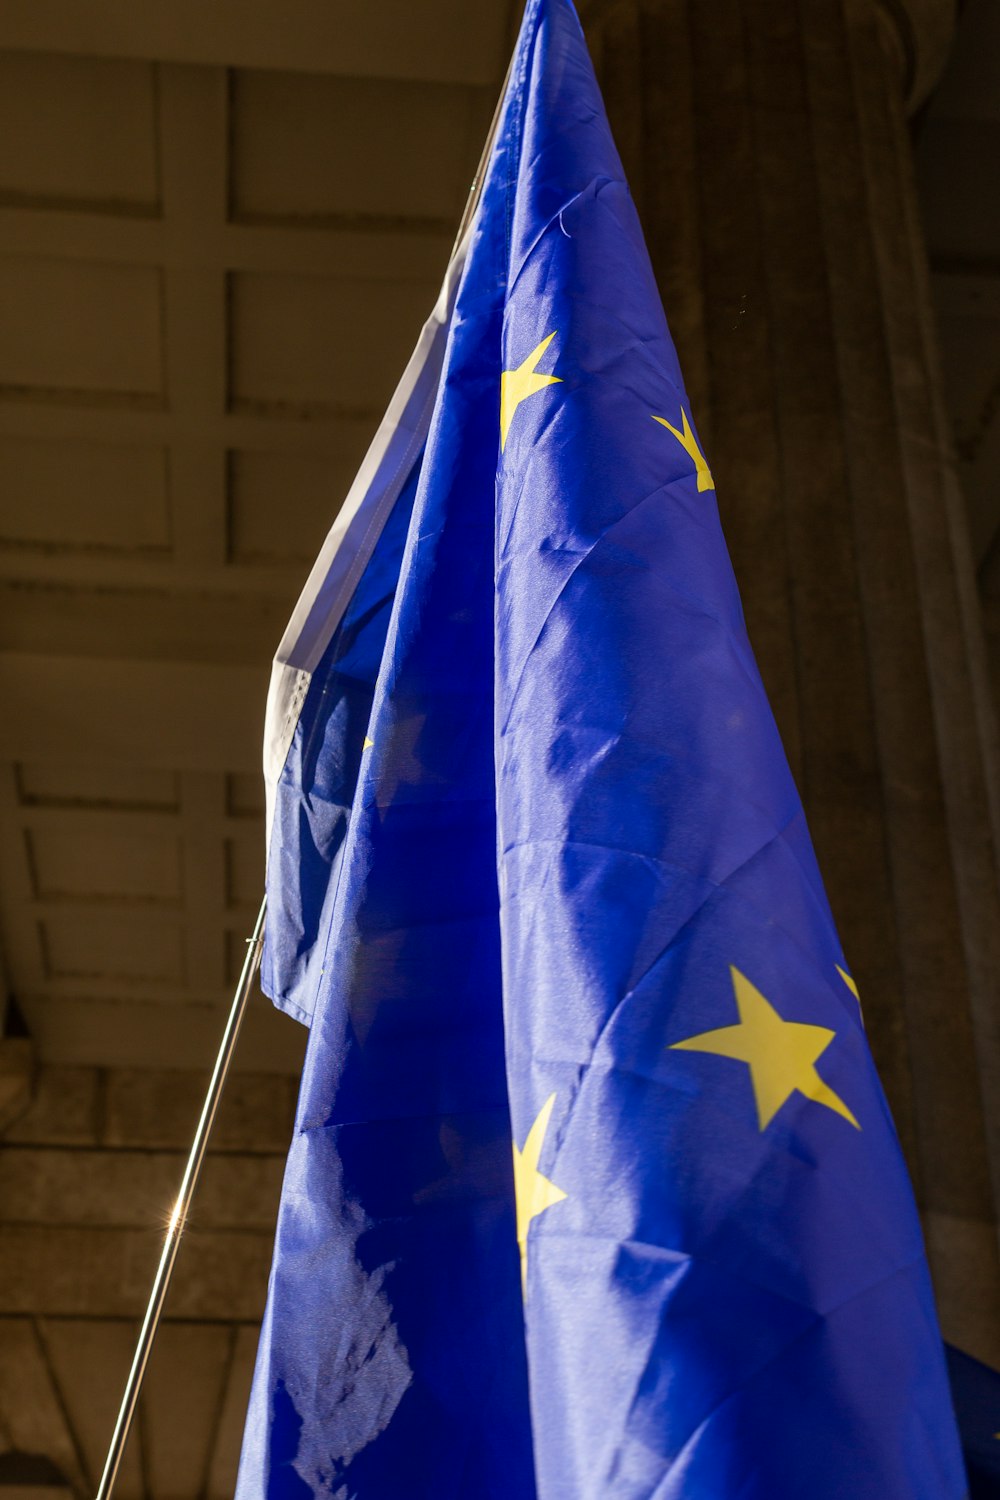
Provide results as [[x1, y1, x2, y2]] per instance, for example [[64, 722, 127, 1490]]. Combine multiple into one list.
[[95, 896, 268, 1500], [450, 45, 517, 259]]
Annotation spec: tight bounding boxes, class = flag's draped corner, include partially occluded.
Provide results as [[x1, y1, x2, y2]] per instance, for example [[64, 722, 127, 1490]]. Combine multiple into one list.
[[240, 0, 965, 1495]]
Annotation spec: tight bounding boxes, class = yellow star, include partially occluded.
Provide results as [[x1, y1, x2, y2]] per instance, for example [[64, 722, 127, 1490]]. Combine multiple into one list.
[[836, 964, 859, 1002], [363, 736, 374, 750], [500, 332, 562, 451], [836, 963, 865, 1027], [512, 1093, 567, 1289], [670, 966, 860, 1131], [651, 407, 715, 491]]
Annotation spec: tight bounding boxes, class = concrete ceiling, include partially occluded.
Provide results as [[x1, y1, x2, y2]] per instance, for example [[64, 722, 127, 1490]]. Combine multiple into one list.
[[0, 10, 516, 1495], [1, 0, 994, 1080], [0, 3, 516, 1077]]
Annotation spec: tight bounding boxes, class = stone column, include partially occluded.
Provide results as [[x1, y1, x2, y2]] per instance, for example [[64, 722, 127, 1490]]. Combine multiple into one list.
[[583, 0, 1000, 1363]]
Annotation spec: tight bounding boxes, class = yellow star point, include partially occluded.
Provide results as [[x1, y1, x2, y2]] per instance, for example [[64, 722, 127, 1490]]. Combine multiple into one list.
[[512, 1092, 567, 1290], [836, 963, 865, 1027], [836, 964, 858, 1000], [500, 332, 562, 451], [652, 407, 715, 491], [670, 966, 860, 1132], [362, 735, 374, 750]]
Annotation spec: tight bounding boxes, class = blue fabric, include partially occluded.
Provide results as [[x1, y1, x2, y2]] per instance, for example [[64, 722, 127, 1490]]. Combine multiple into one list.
[[946, 1345, 1000, 1497], [263, 459, 422, 1026], [239, 1, 965, 1495]]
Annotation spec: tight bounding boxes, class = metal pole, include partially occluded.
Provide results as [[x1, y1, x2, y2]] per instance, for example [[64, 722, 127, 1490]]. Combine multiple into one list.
[[95, 896, 267, 1500], [449, 44, 516, 260]]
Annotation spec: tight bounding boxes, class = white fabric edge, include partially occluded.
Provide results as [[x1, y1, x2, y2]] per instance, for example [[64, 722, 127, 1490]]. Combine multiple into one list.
[[263, 227, 473, 850]]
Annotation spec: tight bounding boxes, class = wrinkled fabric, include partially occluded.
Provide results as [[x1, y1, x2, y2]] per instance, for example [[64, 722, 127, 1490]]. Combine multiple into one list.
[[238, 1, 964, 1496], [261, 459, 422, 1026]]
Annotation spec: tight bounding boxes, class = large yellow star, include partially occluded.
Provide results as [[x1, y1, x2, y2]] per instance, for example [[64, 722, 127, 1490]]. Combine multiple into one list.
[[651, 407, 715, 491], [512, 1093, 567, 1289], [500, 332, 562, 451], [670, 966, 860, 1131]]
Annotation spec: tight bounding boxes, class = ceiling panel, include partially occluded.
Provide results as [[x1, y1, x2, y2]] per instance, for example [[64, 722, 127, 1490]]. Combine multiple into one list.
[[0, 16, 503, 1491], [230, 70, 492, 227], [27, 824, 182, 902], [0, 257, 164, 402], [0, 53, 159, 214], [0, 439, 171, 554], [0, 1, 515, 88], [227, 447, 356, 565], [228, 267, 437, 417]]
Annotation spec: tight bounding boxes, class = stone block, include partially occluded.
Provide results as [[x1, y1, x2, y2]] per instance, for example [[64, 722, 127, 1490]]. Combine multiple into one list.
[[0, 1039, 34, 1135], [2, 1067, 98, 1147], [103, 1068, 296, 1152], [213, 1070, 299, 1153], [102, 1070, 201, 1151], [0, 1226, 271, 1320], [168, 1227, 272, 1321], [0, 1148, 284, 1230]]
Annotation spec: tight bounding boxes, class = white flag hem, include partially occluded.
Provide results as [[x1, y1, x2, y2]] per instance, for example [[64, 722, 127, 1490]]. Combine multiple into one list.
[[262, 229, 472, 850]]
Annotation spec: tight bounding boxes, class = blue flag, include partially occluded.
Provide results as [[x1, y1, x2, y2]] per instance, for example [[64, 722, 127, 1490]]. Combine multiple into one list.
[[946, 1345, 1000, 1497], [239, 1, 965, 1495]]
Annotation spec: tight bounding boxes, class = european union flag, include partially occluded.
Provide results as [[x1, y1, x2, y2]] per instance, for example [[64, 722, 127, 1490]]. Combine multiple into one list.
[[238, 1, 965, 1495]]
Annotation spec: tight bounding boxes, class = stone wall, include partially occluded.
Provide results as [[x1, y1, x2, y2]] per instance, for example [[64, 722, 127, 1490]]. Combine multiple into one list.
[[0, 1064, 296, 1498]]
